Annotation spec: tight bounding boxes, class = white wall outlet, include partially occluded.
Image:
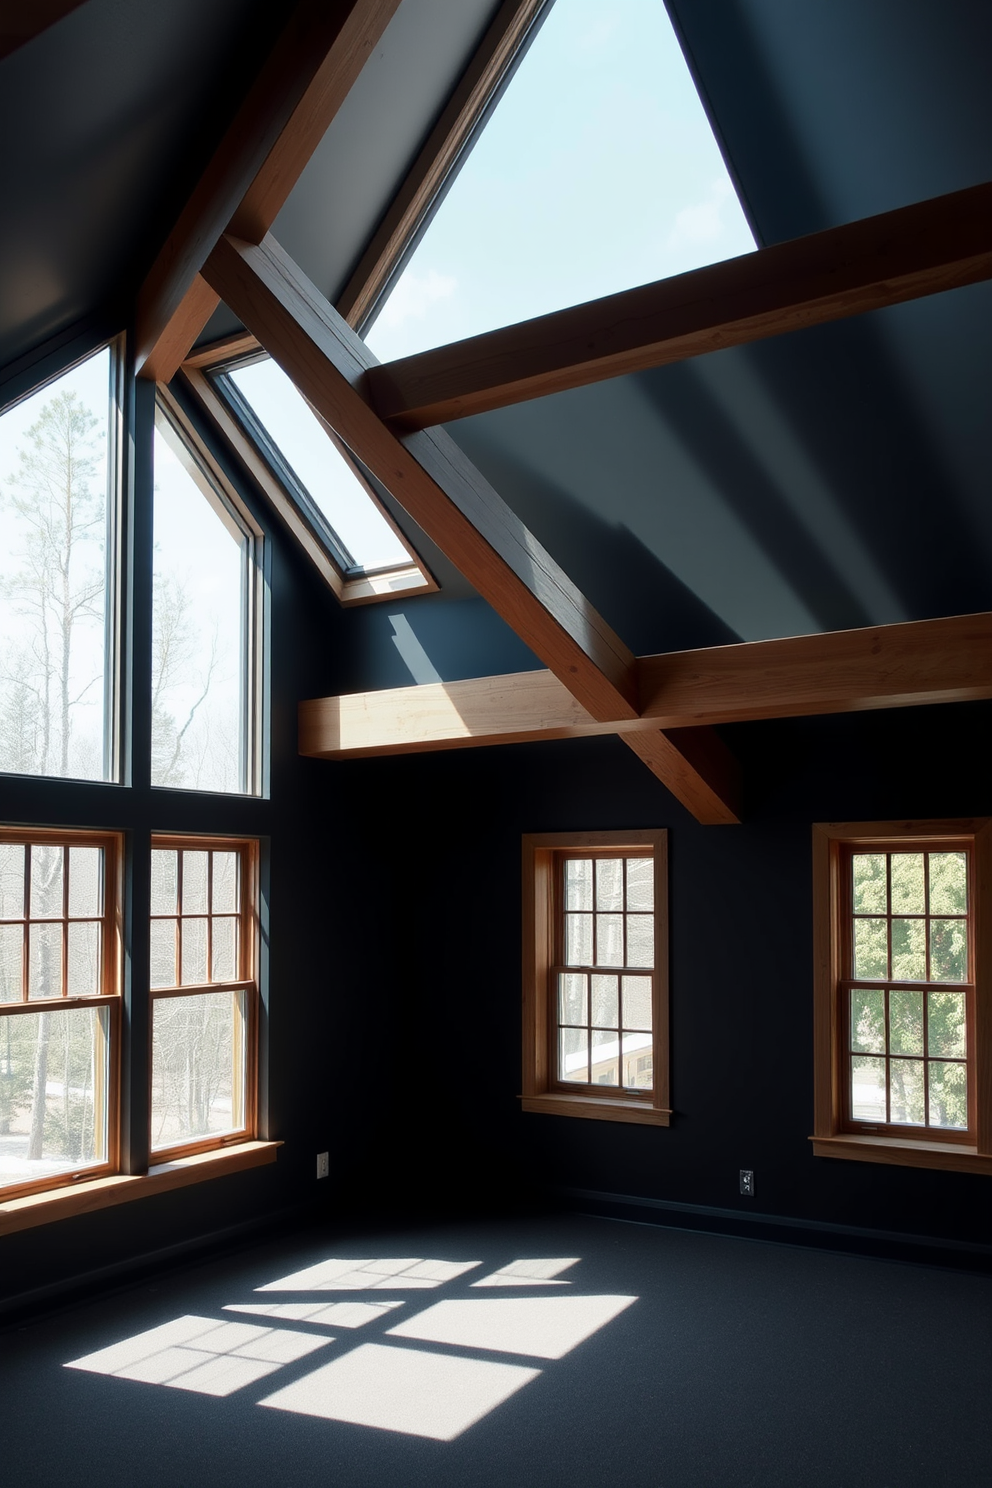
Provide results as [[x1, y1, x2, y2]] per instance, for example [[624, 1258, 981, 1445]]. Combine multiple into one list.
[[316, 1151, 329, 1180]]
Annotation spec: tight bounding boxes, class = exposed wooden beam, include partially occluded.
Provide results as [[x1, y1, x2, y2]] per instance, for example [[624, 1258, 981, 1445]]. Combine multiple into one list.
[[621, 730, 741, 826], [0, 1, 86, 60], [300, 609, 992, 754], [136, 0, 401, 383], [336, 0, 550, 329], [365, 181, 992, 428], [203, 232, 640, 723]]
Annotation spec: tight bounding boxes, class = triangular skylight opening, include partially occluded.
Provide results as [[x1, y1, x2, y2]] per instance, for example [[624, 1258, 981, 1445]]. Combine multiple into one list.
[[365, 0, 756, 362]]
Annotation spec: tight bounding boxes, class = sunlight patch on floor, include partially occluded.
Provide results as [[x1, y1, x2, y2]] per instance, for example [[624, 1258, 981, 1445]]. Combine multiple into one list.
[[224, 1300, 404, 1327], [386, 1294, 637, 1360], [471, 1257, 580, 1287], [256, 1257, 481, 1291]]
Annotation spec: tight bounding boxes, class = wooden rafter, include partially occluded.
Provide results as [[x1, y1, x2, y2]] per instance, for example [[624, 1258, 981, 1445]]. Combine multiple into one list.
[[364, 181, 992, 428], [0, 2, 86, 60], [336, 0, 551, 330], [136, 0, 401, 383]]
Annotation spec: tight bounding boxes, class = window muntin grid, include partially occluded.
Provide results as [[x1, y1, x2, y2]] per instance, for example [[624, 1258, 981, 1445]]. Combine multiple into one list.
[[553, 853, 655, 1092], [845, 847, 972, 1134]]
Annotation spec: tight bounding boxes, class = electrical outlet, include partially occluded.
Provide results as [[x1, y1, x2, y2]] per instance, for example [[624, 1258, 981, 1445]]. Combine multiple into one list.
[[316, 1151, 329, 1180], [739, 1168, 754, 1196]]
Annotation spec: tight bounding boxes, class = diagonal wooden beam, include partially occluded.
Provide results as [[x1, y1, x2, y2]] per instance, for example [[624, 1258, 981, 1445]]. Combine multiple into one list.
[[365, 181, 992, 428], [0, 1, 86, 60], [136, 0, 401, 383]]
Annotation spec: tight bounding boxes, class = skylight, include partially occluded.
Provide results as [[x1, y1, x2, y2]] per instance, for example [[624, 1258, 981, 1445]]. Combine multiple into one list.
[[365, 0, 756, 362]]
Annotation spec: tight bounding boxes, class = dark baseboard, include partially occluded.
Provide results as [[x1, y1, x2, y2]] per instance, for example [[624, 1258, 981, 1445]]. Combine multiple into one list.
[[558, 1186, 992, 1272]]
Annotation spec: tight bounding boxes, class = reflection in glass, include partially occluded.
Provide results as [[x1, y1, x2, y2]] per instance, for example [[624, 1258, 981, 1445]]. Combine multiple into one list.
[[558, 972, 586, 1025], [151, 990, 242, 1151], [929, 852, 967, 915], [852, 854, 886, 914], [930, 919, 967, 982], [928, 1061, 968, 1129], [850, 988, 884, 1054], [590, 974, 618, 1029], [890, 853, 925, 915], [565, 914, 592, 967], [622, 975, 652, 1031], [928, 992, 966, 1058], [0, 1006, 108, 1190], [558, 1026, 587, 1084], [850, 1056, 886, 1121], [891, 918, 926, 980], [853, 918, 887, 979], [889, 1059, 925, 1125], [889, 990, 923, 1055]]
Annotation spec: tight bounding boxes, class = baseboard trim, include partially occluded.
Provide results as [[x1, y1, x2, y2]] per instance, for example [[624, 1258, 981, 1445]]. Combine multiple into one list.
[[558, 1186, 992, 1267]]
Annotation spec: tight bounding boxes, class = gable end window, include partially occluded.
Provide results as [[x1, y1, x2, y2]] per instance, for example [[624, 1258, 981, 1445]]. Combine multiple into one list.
[[812, 820, 992, 1174], [521, 831, 670, 1126]]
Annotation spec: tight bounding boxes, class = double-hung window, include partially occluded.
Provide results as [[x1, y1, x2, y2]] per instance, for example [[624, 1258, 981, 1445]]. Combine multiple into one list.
[[812, 820, 992, 1172], [522, 831, 670, 1125]]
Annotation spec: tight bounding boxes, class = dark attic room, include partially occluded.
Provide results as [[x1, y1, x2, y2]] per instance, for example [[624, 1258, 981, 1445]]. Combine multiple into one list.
[[1, 2, 991, 1484]]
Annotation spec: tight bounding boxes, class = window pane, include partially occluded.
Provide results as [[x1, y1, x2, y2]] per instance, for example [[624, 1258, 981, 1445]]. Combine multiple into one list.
[[928, 1061, 968, 1130], [590, 974, 618, 1029], [0, 924, 23, 1001], [595, 859, 623, 911], [853, 918, 887, 978], [889, 990, 923, 1056], [182, 851, 209, 915], [68, 847, 102, 918], [890, 853, 924, 915], [564, 859, 592, 911], [591, 1028, 619, 1086], [29, 922, 62, 1000], [596, 914, 624, 967], [212, 852, 239, 914], [0, 349, 113, 782], [625, 859, 653, 912], [150, 919, 177, 989], [889, 1059, 925, 1125], [852, 854, 887, 914], [622, 975, 652, 1032], [557, 972, 586, 1026], [151, 990, 243, 1151], [181, 918, 208, 986], [150, 850, 178, 915], [0, 1006, 108, 1190], [930, 919, 967, 982], [850, 1056, 886, 1121], [558, 1026, 587, 1084], [850, 988, 884, 1054], [152, 417, 248, 795], [30, 844, 63, 918], [891, 918, 926, 980], [565, 914, 592, 966], [929, 853, 967, 915], [211, 917, 238, 983], [623, 1035, 653, 1090], [626, 914, 654, 969], [67, 922, 100, 998], [0, 844, 24, 918], [928, 992, 966, 1058]]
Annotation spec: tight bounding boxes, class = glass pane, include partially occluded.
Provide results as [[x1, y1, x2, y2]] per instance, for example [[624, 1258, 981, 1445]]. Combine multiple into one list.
[[0, 348, 113, 782], [850, 988, 884, 1054], [0, 844, 24, 918], [595, 859, 623, 911], [852, 853, 887, 914], [596, 914, 624, 967], [850, 1056, 886, 1122], [182, 851, 209, 915], [29, 922, 62, 1000], [591, 1028, 619, 1086], [626, 858, 653, 912], [890, 853, 924, 915], [889, 990, 923, 1055], [558, 1026, 587, 1084], [928, 1061, 968, 1130], [889, 1059, 925, 1125], [150, 919, 177, 989], [67, 922, 100, 998], [930, 919, 967, 982], [565, 913, 592, 966], [0, 924, 23, 1001], [891, 918, 926, 980], [150, 850, 178, 916], [68, 847, 102, 918], [227, 358, 408, 571], [626, 915, 654, 969], [622, 1032, 653, 1090], [0, 1006, 108, 1190], [929, 852, 967, 915], [928, 991, 966, 1058], [212, 852, 239, 914], [211, 917, 239, 983], [622, 974, 652, 1032], [30, 844, 63, 918], [181, 918, 208, 986], [557, 972, 586, 1026], [152, 417, 247, 795], [590, 974, 618, 1029], [564, 858, 592, 911], [151, 990, 242, 1151], [853, 917, 887, 978]]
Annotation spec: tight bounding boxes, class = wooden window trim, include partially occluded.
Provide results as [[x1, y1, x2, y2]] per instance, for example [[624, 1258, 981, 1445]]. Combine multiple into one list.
[[522, 830, 670, 1126], [811, 819, 992, 1174]]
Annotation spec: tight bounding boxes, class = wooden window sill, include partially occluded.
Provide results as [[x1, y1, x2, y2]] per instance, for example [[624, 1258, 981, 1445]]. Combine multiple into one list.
[[810, 1133, 992, 1175], [521, 1093, 671, 1126], [0, 1141, 281, 1237]]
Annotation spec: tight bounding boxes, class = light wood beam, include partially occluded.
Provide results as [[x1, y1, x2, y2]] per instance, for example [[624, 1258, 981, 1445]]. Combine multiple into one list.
[[136, 0, 401, 383], [365, 181, 992, 428], [0, 1, 86, 60], [336, 0, 550, 329]]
